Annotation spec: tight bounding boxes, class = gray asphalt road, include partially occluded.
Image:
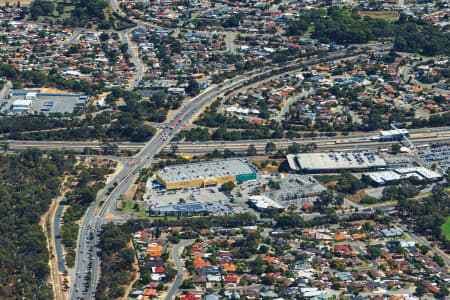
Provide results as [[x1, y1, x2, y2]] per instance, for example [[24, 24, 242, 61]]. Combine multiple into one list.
[[165, 239, 194, 300], [276, 89, 314, 121], [63, 30, 82, 46], [54, 198, 67, 273], [394, 222, 450, 266], [0, 80, 12, 102], [119, 29, 144, 91]]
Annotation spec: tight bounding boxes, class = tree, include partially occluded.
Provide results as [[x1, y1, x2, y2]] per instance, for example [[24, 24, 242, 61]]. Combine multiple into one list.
[[30, 0, 55, 20], [170, 144, 178, 155], [288, 204, 298, 214], [287, 142, 301, 154], [415, 285, 426, 297], [367, 245, 381, 258], [391, 143, 401, 154], [438, 286, 449, 298], [101, 141, 118, 155], [315, 190, 344, 212], [1, 140, 9, 153], [265, 142, 277, 154], [186, 79, 200, 96], [221, 181, 235, 193], [261, 276, 275, 285], [99, 32, 109, 42], [181, 279, 194, 289], [247, 144, 257, 156]]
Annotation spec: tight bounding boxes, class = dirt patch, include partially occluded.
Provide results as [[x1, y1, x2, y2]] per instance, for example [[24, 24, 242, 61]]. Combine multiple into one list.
[[346, 189, 367, 203], [38, 87, 82, 95], [358, 11, 399, 20], [0, 0, 32, 5], [251, 159, 282, 174]]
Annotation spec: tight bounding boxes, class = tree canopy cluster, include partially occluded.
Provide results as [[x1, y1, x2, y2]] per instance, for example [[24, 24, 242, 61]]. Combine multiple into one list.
[[96, 222, 137, 299], [0, 63, 104, 96], [30, 0, 123, 29], [397, 185, 449, 249], [0, 150, 75, 299], [288, 7, 449, 56], [61, 162, 113, 267]]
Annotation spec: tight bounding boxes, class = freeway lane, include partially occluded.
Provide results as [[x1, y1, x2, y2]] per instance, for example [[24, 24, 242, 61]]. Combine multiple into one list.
[[7, 127, 450, 152], [165, 132, 450, 152], [71, 159, 135, 300], [167, 138, 450, 154]]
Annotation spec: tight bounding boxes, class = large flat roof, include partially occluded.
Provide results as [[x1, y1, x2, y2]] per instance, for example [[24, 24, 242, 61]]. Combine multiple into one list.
[[365, 167, 442, 184], [288, 151, 387, 171], [13, 99, 32, 106], [248, 195, 283, 209], [379, 129, 408, 136], [157, 159, 256, 183]]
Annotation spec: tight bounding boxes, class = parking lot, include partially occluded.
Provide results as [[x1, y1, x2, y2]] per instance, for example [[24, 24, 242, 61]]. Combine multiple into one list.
[[1, 90, 88, 115], [417, 144, 450, 171], [145, 178, 246, 216], [382, 153, 417, 169]]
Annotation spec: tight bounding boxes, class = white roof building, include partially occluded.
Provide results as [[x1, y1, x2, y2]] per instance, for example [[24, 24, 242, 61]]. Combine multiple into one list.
[[287, 151, 387, 172], [25, 92, 37, 100], [248, 195, 283, 211], [12, 99, 32, 113], [365, 167, 443, 185]]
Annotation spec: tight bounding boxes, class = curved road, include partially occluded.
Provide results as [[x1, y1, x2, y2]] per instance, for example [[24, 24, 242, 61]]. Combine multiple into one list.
[[119, 28, 144, 91], [164, 239, 194, 300]]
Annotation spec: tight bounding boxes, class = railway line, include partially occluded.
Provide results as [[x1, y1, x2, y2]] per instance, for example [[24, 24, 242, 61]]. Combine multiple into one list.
[[164, 132, 450, 153]]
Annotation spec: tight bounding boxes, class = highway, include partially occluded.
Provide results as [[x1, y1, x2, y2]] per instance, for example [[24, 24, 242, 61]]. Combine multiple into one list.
[[5, 127, 450, 152], [164, 128, 450, 153]]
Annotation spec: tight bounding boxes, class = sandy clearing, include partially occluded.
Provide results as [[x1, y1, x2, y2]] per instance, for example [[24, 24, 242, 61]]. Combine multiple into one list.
[[0, 0, 32, 5]]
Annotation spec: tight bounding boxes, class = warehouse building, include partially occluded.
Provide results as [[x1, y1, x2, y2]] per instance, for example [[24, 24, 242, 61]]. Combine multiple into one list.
[[364, 167, 443, 185], [156, 159, 257, 190], [12, 99, 32, 114], [287, 151, 387, 173]]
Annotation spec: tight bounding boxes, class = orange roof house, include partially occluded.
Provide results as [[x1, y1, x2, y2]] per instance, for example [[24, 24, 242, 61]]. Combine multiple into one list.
[[144, 288, 158, 297], [263, 257, 278, 264], [334, 234, 351, 241], [223, 263, 237, 272], [194, 257, 211, 269], [352, 234, 366, 240]]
